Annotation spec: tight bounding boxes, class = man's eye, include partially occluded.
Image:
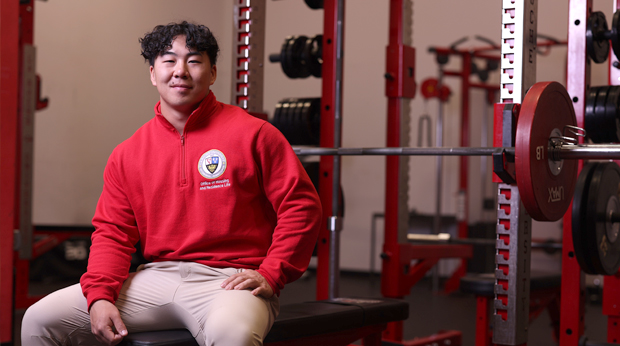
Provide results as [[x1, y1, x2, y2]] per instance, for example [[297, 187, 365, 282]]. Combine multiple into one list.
[[164, 60, 174, 63], [189, 60, 201, 64]]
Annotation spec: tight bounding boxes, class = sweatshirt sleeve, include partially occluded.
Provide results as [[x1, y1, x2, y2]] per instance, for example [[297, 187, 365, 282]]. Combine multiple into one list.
[[253, 123, 322, 295], [80, 151, 140, 310]]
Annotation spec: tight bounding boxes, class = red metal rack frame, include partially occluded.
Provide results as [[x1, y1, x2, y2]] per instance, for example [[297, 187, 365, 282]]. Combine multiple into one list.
[[0, 1, 20, 343], [561, 1, 589, 345]]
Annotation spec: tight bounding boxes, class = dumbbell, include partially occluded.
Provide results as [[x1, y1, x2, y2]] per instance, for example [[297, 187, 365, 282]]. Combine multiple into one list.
[[586, 11, 620, 63]]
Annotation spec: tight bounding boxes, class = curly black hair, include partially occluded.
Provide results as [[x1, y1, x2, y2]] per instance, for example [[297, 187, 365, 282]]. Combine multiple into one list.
[[139, 21, 219, 67]]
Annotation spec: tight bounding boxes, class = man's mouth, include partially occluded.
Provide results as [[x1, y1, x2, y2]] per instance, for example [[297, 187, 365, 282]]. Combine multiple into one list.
[[171, 84, 192, 90]]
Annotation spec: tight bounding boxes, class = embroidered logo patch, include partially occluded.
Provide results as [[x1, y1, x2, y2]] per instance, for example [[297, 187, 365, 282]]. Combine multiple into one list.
[[198, 149, 227, 179]]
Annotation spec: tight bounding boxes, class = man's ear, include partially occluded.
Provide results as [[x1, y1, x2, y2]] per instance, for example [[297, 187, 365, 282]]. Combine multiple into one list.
[[150, 65, 157, 86], [210, 65, 217, 85]]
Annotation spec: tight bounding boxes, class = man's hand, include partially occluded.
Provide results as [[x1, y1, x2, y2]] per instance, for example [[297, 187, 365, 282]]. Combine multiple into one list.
[[221, 269, 274, 298], [89, 299, 128, 346]]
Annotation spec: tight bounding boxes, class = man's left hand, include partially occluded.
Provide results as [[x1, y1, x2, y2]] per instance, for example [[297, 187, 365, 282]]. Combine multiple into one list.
[[221, 269, 274, 298]]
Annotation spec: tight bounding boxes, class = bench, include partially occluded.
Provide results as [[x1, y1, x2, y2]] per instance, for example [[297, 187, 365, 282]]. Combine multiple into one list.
[[119, 297, 409, 346], [460, 271, 561, 346]]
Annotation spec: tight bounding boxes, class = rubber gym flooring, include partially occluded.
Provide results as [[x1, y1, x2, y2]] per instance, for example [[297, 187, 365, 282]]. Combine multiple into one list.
[[13, 270, 607, 346]]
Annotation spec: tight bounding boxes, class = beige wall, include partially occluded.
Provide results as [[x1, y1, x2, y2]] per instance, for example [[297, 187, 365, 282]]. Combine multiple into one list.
[[32, 1, 611, 272]]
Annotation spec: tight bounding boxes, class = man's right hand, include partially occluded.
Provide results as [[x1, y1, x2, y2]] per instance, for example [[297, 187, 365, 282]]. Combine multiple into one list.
[[89, 299, 128, 345]]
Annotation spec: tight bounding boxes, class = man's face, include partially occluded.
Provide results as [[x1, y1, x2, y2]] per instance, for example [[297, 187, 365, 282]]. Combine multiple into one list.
[[150, 35, 217, 115]]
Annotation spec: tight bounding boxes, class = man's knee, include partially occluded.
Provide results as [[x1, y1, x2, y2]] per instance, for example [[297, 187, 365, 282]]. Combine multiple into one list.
[[203, 309, 266, 346], [21, 285, 91, 344]]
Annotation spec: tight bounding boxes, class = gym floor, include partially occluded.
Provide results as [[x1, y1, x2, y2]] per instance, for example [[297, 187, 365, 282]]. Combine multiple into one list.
[[13, 270, 608, 346]]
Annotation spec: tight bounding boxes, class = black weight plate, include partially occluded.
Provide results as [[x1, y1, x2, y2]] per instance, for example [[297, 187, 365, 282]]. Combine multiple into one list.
[[612, 10, 620, 61], [306, 35, 323, 78], [285, 98, 298, 142], [586, 162, 620, 275], [292, 36, 311, 78], [292, 98, 306, 145], [573, 162, 600, 275], [280, 36, 297, 78], [279, 38, 289, 77], [585, 86, 599, 136], [300, 99, 311, 144], [309, 98, 321, 146], [297, 99, 309, 145], [587, 11, 610, 64], [300, 38, 314, 78], [292, 99, 306, 145], [284, 36, 299, 78], [593, 86, 611, 143], [299, 99, 314, 145], [284, 36, 298, 78], [584, 86, 599, 142], [281, 98, 293, 141], [605, 86, 620, 142], [304, 0, 324, 10], [272, 100, 284, 132]]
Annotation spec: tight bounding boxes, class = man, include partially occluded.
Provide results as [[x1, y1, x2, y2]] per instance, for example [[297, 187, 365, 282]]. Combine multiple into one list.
[[21, 21, 322, 346]]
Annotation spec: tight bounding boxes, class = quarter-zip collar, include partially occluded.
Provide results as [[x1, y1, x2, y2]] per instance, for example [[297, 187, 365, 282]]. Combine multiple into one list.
[[153, 90, 221, 133]]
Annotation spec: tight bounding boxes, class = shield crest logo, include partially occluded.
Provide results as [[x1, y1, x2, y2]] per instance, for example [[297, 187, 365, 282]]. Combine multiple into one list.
[[198, 150, 227, 179], [206, 157, 219, 174]]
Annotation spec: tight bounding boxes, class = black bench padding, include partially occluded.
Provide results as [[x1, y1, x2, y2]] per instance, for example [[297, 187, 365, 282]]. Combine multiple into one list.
[[460, 271, 562, 297], [120, 297, 408, 346], [120, 329, 196, 346]]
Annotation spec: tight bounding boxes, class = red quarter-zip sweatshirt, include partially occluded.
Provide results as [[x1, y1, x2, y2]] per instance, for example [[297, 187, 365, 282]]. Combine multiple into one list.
[[80, 92, 322, 308]]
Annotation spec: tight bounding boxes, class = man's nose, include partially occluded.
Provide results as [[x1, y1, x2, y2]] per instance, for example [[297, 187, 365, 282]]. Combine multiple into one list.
[[174, 62, 189, 78]]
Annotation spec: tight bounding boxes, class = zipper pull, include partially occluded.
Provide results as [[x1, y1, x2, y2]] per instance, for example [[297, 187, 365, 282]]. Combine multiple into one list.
[[181, 135, 185, 145]]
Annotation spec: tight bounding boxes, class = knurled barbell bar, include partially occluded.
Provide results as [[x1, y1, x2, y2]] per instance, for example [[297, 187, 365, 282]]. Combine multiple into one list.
[[291, 81, 620, 222]]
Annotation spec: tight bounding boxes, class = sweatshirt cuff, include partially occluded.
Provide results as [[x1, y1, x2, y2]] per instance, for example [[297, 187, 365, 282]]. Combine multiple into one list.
[[82, 286, 117, 311], [257, 268, 281, 296]]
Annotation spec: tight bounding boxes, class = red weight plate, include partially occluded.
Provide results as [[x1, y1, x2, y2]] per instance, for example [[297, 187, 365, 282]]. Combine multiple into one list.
[[516, 81, 579, 221]]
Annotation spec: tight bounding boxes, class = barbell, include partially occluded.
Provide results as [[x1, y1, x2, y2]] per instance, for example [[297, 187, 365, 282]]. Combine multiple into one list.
[[292, 81, 620, 222], [407, 232, 562, 254]]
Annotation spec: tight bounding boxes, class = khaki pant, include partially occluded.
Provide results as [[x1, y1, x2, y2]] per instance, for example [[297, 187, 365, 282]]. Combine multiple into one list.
[[21, 261, 280, 346]]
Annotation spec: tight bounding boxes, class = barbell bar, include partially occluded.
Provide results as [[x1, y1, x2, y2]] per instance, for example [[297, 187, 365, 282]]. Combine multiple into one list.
[[407, 232, 562, 251], [293, 143, 620, 160], [293, 81, 619, 222]]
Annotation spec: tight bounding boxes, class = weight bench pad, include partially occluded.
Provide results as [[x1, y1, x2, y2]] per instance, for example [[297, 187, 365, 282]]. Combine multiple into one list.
[[120, 297, 409, 346], [460, 271, 562, 297]]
